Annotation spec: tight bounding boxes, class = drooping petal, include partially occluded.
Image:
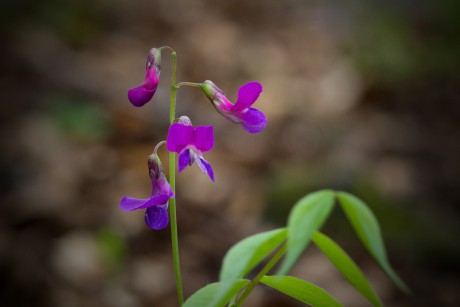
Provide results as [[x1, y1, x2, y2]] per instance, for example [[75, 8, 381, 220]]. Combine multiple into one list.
[[145, 205, 169, 230], [193, 126, 214, 152], [128, 86, 156, 107], [196, 156, 215, 182], [167, 123, 194, 153], [233, 107, 267, 133], [178, 149, 192, 172], [233, 82, 263, 111], [128, 57, 160, 107], [120, 196, 150, 211], [144, 194, 171, 207], [120, 194, 170, 211]]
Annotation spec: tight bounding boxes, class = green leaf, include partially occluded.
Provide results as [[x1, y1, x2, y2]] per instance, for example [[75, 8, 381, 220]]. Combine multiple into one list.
[[312, 232, 383, 307], [336, 192, 410, 294], [183, 279, 249, 307], [278, 190, 336, 275], [261, 275, 342, 307], [220, 228, 287, 281]]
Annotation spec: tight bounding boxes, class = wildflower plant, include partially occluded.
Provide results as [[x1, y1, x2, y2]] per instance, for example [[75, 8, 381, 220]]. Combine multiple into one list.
[[121, 46, 409, 306]]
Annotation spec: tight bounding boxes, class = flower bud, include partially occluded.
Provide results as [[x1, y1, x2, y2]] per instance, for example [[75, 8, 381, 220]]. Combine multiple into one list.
[[128, 48, 161, 107]]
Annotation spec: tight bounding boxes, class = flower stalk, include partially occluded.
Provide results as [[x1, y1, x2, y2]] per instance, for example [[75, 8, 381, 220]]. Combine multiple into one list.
[[176, 81, 202, 88], [167, 49, 184, 305]]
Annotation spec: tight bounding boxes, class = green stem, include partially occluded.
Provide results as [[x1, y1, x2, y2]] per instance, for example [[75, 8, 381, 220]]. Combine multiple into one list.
[[167, 49, 184, 305], [234, 243, 287, 307], [176, 81, 202, 88]]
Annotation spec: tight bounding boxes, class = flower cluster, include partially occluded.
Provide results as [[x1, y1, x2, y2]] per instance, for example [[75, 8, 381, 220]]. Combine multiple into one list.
[[121, 47, 267, 229]]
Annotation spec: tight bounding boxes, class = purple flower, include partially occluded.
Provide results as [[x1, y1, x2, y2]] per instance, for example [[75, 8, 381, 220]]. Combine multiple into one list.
[[120, 150, 173, 230], [200, 80, 267, 133], [128, 48, 161, 107], [167, 116, 215, 182]]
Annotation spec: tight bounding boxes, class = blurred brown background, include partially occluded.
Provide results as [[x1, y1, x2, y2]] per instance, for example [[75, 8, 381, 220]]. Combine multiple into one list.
[[1, 0, 460, 306]]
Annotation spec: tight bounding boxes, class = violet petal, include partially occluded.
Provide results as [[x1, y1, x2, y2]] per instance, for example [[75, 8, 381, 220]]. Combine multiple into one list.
[[120, 196, 149, 211], [196, 156, 215, 182], [120, 194, 171, 211], [193, 126, 214, 152], [145, 205, 169, 230], [234, 107, 267, 133], [233, 82, 263, 111], [167, 123, 194, 153], [143, 194, 171, 208], [178, 149, 192, 172]]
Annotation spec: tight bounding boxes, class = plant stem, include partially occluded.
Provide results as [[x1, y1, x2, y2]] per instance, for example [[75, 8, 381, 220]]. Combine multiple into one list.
[[234, 243, 287, 307], [153, 140, 166, 153], [167, 49, 184, 305], [176, 81, 202, 88]]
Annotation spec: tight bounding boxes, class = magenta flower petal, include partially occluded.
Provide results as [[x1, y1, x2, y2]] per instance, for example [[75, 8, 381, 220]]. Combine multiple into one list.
[[128, 86, 156, 107], [197, 157, 215, 182], [178, 149, 191, 172], [193, 126, 214, 152], [233, 82, 263, 112], [167, 116, 215, 182], [167, 123, 194, 153], [127, 48, 161, 107], [233, 107, 267, 133], [145, 205, 169, 230]]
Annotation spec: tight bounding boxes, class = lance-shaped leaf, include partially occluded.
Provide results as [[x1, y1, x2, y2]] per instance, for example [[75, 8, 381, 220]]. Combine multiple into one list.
[[183, 279, 249, 307], [220, 228, 287, 281], [312, 231, 383, 307], [336, 192, 410, 294], [261, 275, 342, 307], [278, 190, 336, 275]]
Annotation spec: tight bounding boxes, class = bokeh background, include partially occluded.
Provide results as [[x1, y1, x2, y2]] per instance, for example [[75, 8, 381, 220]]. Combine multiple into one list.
[[1, 0, 460, 306]]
